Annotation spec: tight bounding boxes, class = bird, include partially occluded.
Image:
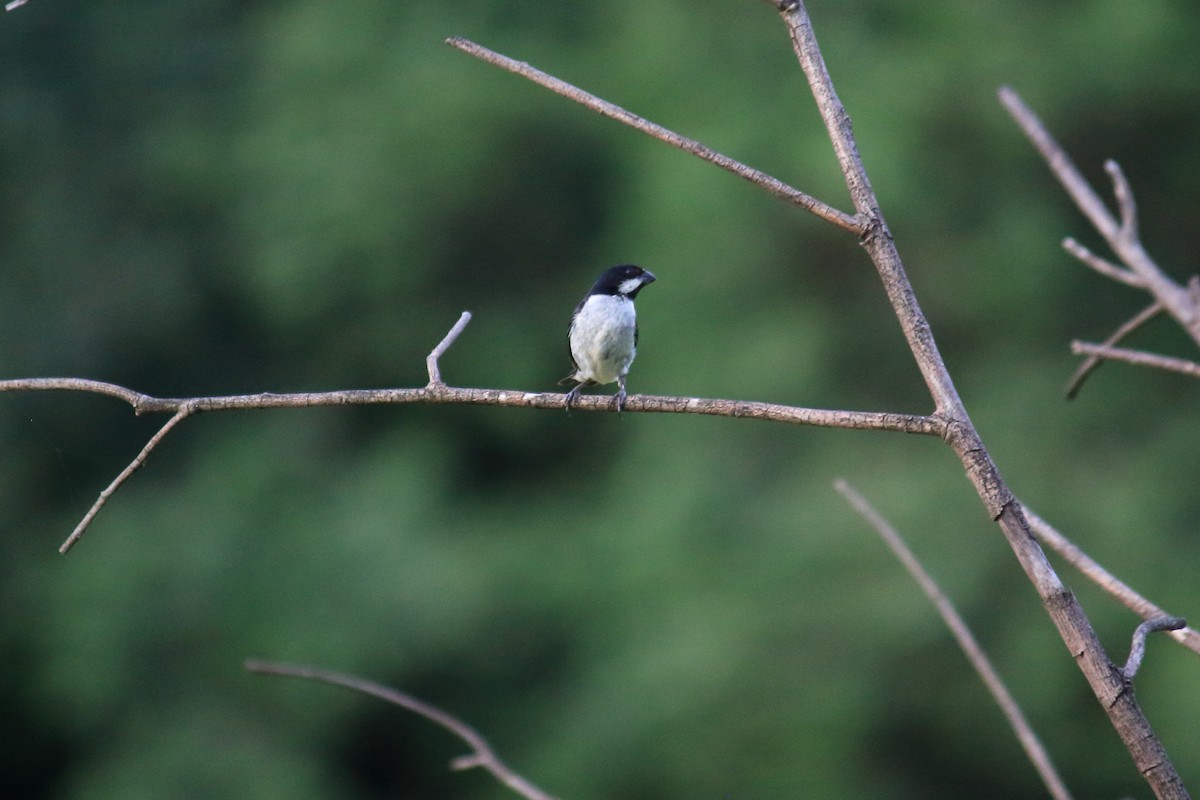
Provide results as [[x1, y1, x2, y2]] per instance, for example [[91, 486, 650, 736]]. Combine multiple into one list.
[[560, 264, 656, 412]]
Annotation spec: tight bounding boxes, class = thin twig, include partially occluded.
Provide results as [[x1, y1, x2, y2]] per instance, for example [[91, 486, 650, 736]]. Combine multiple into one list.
[[1062, 238, 1142, 288], [998, 87, 1121, 244], [1069, 342, 1200, 379], [1106, 160, 1138, 242], [59, 406, 193, 554], [427, 311, 472, 387], [5, 0, 30, 11], [1066, 301, 1162, 399], [834, 481, 1073, 800], [445, 36, 863, 235], [1122, 617, 1187, 682], [244, 660, 558, 800], [1023, 508, 1200, 657], [999, 85, 1200, 347]]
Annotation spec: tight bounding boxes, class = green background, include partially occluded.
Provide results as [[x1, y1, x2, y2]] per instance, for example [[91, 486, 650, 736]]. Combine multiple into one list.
[[2, 1, 1198, 797]]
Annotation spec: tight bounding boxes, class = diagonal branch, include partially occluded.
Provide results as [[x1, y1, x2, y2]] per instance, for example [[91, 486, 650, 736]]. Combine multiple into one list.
[[445, 36, 863, 235], [1061, 238, 1141, 288], [440, 9, 1188, 794], [1065, 301, 1162, 399], [59, 406, 194, 554], [244, 660, 558, 800], [999, 86, 1200, 348], [1023, 507, 1200, 657], [772, 5, 1186, 797], [835, 480, 1073, 800]]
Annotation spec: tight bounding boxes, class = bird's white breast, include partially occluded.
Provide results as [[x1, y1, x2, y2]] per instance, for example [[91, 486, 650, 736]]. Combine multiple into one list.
[[570, 295, 637, 385]]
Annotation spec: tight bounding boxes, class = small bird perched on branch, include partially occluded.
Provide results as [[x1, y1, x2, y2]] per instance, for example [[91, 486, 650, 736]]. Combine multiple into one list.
[[561, 264, 656, 412]]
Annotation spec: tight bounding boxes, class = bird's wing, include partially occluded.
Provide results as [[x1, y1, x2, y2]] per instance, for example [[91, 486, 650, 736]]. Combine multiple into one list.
[[559, 302, 584, 385]]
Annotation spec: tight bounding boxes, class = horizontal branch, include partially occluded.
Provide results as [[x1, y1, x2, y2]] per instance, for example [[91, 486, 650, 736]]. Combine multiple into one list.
[[445, 36, 864, 235], [1069, 342, 1200, 379], [1, 374, 943, 553], [0, 376, 944, 432]]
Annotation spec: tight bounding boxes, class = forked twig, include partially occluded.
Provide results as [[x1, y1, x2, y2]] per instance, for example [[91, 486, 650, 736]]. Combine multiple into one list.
[[1023, 508, 1200, 657], [244, 660, 558, 800], [3, 310, 944, 552], [999, 85, 1200, 349], [445, 37, 863, 235], [1065, 301, 1162, 399], [835, 481, 1073, 800]]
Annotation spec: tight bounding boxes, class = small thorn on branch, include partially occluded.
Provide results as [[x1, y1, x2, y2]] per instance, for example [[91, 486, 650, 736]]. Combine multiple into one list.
[[1123, 616, 1186, 681], [427, 311, 472, 388]]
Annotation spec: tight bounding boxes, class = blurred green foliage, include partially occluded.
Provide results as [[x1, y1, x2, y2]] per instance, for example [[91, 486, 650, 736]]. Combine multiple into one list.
[[2, 1, 1198, 797]]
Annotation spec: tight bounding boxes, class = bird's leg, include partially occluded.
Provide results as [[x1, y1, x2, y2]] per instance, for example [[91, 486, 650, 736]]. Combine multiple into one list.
[[564, 383, 583, 411], [613, 375, 627, 413]]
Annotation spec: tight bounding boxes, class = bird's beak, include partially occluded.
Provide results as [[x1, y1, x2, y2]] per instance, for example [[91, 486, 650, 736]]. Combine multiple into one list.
[[642, 271, 656, 285]]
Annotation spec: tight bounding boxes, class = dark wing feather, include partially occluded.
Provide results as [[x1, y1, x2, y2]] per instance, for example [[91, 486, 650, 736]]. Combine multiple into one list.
[[558, 294, 589, 386]]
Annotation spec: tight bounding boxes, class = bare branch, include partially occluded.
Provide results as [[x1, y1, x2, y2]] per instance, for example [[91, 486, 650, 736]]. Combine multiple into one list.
[[445, 36, 863, 235], [2, 367, 944, 551], [1062, 238, 1142, 288], [426, 311, 472, 388], [1000, 85, 1200, 347], [5, 0, 30, 11], [1122, 617, 1187, 682], [1023, 508, 1200, 657], [1066, 301, 1162, 399], [244, 660, 558, 800], [1069, 342, 1200, 379], [0, 377, 154, 410], [765, 7, 1185, 794], [998, 87, 1120, 240], [59, 407, 194, 554], [835, 481, 1073, 800], [0, 377, 943, 434]]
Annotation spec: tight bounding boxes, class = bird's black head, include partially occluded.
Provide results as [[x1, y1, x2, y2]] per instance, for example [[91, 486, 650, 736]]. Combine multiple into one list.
[[589, 264, 657, 299]]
